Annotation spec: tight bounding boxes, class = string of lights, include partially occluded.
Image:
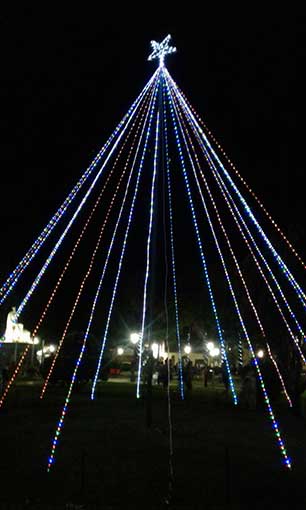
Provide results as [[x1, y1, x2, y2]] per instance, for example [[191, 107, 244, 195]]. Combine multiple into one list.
[[167, 76, 292, 468], [15, 78, 160, 320], [162, 79, 184, 399], [0, 344, 30, 408], [135, 110, 160, 399], [32, 87, 153, 340], [163, 69, 238, 406], [161, 78, 175, 502], [0, 70, 159, 305], [165, 69, 306, 311], [166, 75, 306, 271], [172, 95, 292, 406], [91, 77, 161, 400], [47, 73, 161, 471], [238, 337, 243, 366], [40, 88, 154, 398], [169, 78, 306, 356], [212, 169, 306, 362], [0, 81, 157, 410], [265, 342, 292, 407], [1, 35, 303, 478]]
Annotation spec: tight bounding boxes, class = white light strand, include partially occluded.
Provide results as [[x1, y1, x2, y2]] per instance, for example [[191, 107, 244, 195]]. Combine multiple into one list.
[[16, 76, 159, 320], [90, 75, 161, 400], [136, 110, 161, 398], [168, 75, 306, 359], [163, 70, 238, 405], [166, 72, 291, 469], [0, 69, 159, 305], [170, 89, 293, 406], [165, 69, 306, 311], [162, 80, 184, 399], [47, 73, 161, 470], [40, 89, 154, 399]]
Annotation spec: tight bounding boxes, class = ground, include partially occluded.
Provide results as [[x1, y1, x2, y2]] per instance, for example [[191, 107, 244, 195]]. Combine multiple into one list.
[[0, 375, 306, 509]]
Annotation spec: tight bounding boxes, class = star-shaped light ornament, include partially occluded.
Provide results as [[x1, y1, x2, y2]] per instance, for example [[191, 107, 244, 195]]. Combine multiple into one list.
[[148, 34, 176, 67]]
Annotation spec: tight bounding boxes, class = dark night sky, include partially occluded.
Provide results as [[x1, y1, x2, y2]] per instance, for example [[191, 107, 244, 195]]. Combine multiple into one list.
[[0, 7, 304, 342]]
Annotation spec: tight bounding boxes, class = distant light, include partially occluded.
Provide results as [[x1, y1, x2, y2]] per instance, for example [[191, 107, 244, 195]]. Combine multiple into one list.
[[130, 333, 140, 344], [33, 337, 40, 345], [207, 342, 214, 351], [211, 347, 220, 357], [117, 347, 124, 356], [257, 349, 264, 358], [151, 343, 159, 359], [49, 345, 56, 353], [184, 345, 191, 355]]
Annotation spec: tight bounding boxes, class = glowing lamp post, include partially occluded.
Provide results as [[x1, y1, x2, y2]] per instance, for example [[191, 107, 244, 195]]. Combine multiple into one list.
[[151, 342, 159, 359], [130, 332, 140, 345], [130, 332, 140, 382], [184, 344, 191, 355], [211, 347, 220, 357], [206, 341, 220, 366], [207, 342, 214, 351]]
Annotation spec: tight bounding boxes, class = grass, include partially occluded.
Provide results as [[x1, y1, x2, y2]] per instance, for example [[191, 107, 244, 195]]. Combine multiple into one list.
[[0, 376, 306, 508]]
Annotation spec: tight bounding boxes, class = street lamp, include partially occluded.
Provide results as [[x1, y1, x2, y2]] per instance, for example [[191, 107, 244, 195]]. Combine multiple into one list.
[[211, 347, 220, 357], [257, 349, 264, 359], [117, 347, 124, 356], [130, 332, 141, 382], [207, 341, 214, 351], [151, 343, 159, 359], [130, 332, 140, 344], [184, 345, 191, 355]]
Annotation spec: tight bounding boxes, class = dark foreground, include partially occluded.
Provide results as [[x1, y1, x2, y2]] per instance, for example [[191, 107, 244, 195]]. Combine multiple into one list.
[[0, 379, 306, 509]]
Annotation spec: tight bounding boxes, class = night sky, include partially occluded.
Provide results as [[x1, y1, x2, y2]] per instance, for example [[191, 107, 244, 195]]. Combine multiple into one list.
[[0, 8, 304, 344]]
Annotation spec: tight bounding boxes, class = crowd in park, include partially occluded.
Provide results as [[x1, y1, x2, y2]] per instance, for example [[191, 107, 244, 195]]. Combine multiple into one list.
[[141, 355, 259, 406], [1, 347, 306, 415], [138, 353, 306, 414]]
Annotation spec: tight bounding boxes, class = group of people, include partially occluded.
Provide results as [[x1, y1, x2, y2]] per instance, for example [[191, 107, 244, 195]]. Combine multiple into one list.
[[150, 358, 195, 392], [151, 358, 258, 409]]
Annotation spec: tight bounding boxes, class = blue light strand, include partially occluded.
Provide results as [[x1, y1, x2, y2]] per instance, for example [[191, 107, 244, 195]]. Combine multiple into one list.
[[238, 337, 243, 366], [163, 70, 238, 405], [173, 100, 293, 406], [16, 77, 159, 320], [169, 78, 306, 357], [0, 71, 158, 305], [162, 80, 184, 400], [168, 78, 292, 468], [165, 69, 306, 311], [135, 111, 160, 398], [47, 75, 160, 471], [91, 77, 161, 401]]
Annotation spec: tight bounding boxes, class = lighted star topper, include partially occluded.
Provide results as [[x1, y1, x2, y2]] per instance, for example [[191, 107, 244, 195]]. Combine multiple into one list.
[[148, 34, 177, 66]]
